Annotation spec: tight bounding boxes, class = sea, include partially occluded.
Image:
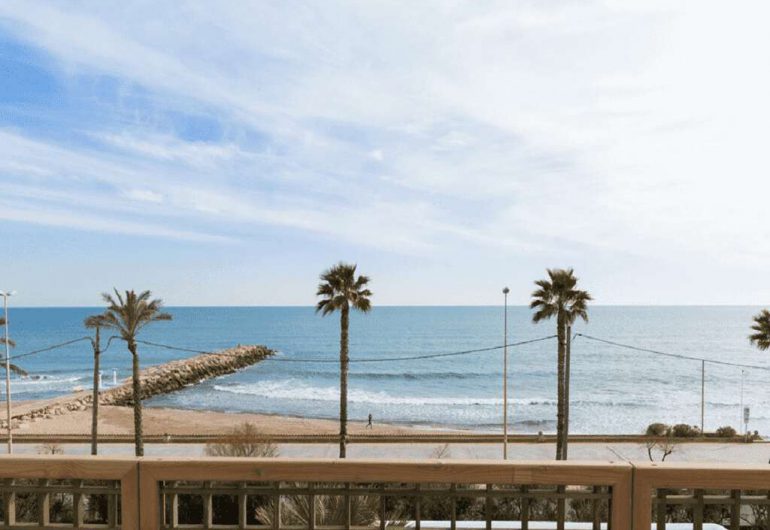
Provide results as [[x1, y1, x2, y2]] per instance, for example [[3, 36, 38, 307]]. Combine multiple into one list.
[[2, 306, 768, 435]]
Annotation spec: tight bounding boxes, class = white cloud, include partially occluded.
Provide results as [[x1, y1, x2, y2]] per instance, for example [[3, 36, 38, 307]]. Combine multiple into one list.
[[0, 200, 232, 243], [0, 0, 769, 301], [98, 132, 249, 168], [123, 188, 164, 203]]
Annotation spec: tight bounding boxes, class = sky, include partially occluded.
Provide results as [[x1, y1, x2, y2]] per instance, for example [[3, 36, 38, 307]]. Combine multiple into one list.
[[0, 1, 769, 307]]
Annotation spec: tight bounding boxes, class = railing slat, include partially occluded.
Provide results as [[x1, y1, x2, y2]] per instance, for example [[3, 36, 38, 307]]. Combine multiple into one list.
[[592, 485, 601, 530], [345, 482, 352, 530], [3, 479, 15, 527], [73, 478, 84, 528], [308, 482, 316, 530], [38, 478, 50, 527], [657, 489, 668, 530], [730, 489, 740, 530], [203, 480, 213, 529], [238, 481, 248, 529], [693, 488, 704, 530], [273, 481, 281, 530], [379, 485, 386, 530]]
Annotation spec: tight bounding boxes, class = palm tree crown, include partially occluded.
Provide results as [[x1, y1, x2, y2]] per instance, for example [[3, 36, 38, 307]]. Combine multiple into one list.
[[101, 289, 172, 341], [316, 263, 372, 315], [750, 309, 770, 351], [530, 268, 591, 325], [84, 314, 110, 332]]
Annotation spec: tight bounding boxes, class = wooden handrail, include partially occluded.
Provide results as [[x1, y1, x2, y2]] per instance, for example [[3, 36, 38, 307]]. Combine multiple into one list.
[[0, 457, 767, 530]]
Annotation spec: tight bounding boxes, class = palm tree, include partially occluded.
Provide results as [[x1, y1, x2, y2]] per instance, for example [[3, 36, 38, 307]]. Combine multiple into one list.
[[750, 309, 770, 351], [316, 263, 372, 458], [85, 314, 109, 456], [101, 290, 172, 456], [0, 317, 26, 377], [530, 268, 591, 460]]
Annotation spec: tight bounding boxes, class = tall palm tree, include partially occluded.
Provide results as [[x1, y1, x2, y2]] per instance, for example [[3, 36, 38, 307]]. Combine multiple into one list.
[[85, 314, 109, 456], [530, 268, 591, 460], [749, 309, 770, 351], [316, 263, 372, 458], [101, 290, 172, 456]]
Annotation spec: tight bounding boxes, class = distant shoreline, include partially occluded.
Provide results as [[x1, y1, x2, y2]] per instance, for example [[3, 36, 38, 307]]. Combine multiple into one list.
[[10, 404, 761, 443]]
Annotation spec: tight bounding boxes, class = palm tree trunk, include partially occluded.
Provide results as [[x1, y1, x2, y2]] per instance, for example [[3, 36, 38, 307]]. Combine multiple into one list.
[[556, 311, 566, 460], [339, 306, 349, 458], [90, 328, 100, 456], [128, 340, 144, 457], [562, 325, 572, 460]]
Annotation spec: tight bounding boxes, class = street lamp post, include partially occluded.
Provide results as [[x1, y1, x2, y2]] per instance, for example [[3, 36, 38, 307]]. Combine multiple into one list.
[[0, 290, 15, 454], [502, 287, 510, 460]]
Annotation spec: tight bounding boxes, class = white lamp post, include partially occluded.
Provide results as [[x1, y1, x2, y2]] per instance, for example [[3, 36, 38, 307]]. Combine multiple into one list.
[[502, 286, 510, 459], [0, 290, 15, 454]]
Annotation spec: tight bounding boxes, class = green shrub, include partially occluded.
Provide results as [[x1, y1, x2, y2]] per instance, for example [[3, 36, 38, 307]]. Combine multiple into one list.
[[671, 424, 700, 438], [645, 423, 670, 436], [715, 425, 737, 437]]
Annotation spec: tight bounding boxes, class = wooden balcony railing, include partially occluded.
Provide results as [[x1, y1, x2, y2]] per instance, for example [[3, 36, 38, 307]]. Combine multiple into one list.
[[0, 456, 768, 530]]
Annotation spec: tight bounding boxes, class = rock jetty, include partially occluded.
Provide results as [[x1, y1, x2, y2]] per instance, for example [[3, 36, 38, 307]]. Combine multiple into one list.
[[3, 344, 273, 428]]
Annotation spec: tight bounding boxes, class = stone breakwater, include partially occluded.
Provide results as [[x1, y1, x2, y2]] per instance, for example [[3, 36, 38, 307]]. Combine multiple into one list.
[[3, 345, 273, 428]]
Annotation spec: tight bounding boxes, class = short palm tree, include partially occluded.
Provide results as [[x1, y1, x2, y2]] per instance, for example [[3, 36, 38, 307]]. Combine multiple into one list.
[[530, 268, 591, 460], [749, 309, 770, 351], [101, 290, 172, 456], [316, 263, 372, 458], [0, 317, 26, 377], [85, 314, 109, 456]]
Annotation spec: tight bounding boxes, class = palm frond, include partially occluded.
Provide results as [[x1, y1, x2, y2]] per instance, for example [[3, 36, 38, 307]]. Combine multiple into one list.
[[531, 268, 591, 325], [84, 314, 109, 329], [8, 363, 27, 377], [100, 288, 172, 342], [315, 262, 373, 317], [749, 309, 770, 351]]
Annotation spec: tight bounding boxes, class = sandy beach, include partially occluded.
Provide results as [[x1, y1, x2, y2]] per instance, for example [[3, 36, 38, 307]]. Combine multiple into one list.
[[13, 404, 441, 437], [4, 402, 766, 464], [5, 404, 768, 464]]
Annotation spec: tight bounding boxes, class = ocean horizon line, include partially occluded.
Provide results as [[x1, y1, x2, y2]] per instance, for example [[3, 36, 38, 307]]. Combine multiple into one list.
[[7, 303, 769, 310]]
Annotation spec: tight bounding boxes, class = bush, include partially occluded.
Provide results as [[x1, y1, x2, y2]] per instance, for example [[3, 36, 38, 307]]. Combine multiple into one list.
[[37, 442, 64, 455], [205, 423, 279, 457], [645, 423, 670, 436], [715, 425, 737, 438], [671, 424, 700, 438]]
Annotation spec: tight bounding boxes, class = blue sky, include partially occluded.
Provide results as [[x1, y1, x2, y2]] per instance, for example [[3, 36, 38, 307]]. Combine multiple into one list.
[[0, 1, 769, 307]]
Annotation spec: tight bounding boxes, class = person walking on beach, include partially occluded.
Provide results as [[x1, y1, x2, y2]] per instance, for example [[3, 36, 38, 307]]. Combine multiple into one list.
[[367, 414, 373, 429]]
